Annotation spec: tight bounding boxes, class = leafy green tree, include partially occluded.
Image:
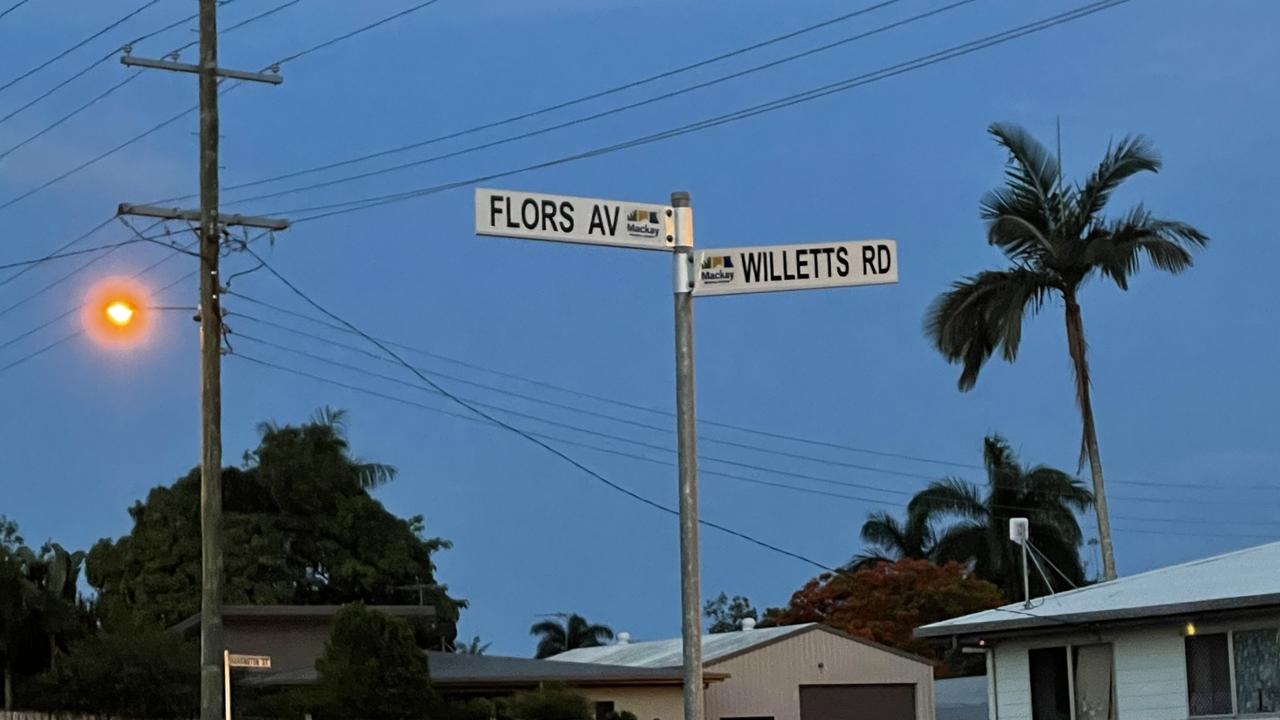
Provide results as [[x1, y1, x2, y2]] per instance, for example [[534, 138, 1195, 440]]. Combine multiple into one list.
[[926, 123, 1208, 579], [530, 614, 613, 659], [850, 510, 935, 570], [311, 603, 433, 720], [22, 623, 197, 718], [704, 593, 758, 633], [505, 684, 591, 720], [87, 410, 461, 645], [909, 435, 1092, 599]]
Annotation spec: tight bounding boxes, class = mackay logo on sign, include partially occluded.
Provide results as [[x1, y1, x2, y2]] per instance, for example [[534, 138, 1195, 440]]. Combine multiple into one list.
[[475, 188, 674, 251], [692, 240, 898, 297]]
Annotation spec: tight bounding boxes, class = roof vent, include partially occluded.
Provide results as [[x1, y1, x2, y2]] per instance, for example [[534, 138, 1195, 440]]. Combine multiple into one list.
[[741, 617, 757, 631], [617, 632, 631, 645]]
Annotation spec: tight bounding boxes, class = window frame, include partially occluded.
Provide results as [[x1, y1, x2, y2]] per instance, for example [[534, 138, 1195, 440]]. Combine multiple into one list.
[[1024, 641, 1117, 720], [1185, 624, 1280, 719]]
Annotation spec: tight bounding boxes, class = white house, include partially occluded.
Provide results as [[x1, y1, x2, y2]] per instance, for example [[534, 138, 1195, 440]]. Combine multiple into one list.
[[916, 541, 1280, 720], [554, 622, 937, 720]]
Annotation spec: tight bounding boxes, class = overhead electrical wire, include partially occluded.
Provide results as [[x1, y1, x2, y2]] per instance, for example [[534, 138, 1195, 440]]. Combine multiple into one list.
[[0, 0, 445, 220], [0, 216, 116, 289], [225, 321, 1280, 515], [0, 0, 33, 22], [268, 0, 1136, 222], [221, 0, 981, 208], [0, 236, 158, 271], [0, 0, 161, 96], [228, 349, 1279, 543], [155, 0, 920, 203]]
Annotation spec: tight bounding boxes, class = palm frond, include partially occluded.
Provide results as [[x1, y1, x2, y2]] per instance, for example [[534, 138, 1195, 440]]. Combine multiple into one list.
[[1085, 204, 1209, 289], [924, 269, 1058, 389], [859, 512, 907, 552], [987, 122, 1061, 219], [1075, 135, 1161, 223], [931, 522, 989, 571], [353, 461, 397, 489], [909, 477, 987, 524], [1023, 466, 1093, 512]]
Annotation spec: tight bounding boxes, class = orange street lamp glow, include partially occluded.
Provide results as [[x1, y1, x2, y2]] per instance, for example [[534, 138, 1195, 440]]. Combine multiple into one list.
[[83, 278, 152, 347], [105, 300, 136, 327]]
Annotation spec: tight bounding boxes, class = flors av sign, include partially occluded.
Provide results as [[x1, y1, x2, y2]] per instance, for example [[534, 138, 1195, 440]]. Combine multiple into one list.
[[475, 188, 675, 251], [693, 240, 898, 296]]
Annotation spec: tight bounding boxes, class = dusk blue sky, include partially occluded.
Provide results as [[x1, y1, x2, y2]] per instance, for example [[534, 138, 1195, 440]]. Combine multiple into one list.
[[2, 0, 1277, 656]]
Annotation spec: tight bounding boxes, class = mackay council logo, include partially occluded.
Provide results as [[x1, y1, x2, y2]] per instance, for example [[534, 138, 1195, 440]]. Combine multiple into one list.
[[699, 254, 734, 284], [626, 208, 661, 239]]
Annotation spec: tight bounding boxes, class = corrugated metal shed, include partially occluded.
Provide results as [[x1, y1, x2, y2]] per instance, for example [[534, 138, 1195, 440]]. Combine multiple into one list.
[[918, 540, 1280, 638], [552, 624, 814, 667]]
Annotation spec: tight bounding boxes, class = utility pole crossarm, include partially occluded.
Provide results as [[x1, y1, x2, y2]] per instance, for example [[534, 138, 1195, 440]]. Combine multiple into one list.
[[118, 203, 290, 231], [121, 54, 283, 85]]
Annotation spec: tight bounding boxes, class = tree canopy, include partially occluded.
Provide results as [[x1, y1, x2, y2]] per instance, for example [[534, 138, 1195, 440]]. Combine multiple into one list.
[[311, 603, 434, 720], [86, 409, 461, 644], [766, 559, 1003, 673], [704, 593, 758, 633], [530, 613, 613, 659]]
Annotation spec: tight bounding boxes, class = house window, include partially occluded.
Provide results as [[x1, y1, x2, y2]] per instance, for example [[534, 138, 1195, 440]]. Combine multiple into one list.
[[595, 702, 616, 720], [1188, 628, 1280, 716], [1233, 628, 1280, 714], [1030, 647, 1071, 720], [1187, 634, 1233, 716], [1027, 644, 1116, 720]]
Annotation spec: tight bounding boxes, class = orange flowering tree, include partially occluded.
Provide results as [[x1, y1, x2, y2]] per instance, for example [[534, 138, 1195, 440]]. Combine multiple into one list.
[[765, 559, 1003, 670]]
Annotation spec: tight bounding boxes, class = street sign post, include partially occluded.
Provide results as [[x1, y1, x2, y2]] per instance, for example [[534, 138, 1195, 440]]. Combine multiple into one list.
[[692, 240, 898, 296], [475, 188, 675, 251], [223, 651, 271, 720], [475, 187, 898, 720]]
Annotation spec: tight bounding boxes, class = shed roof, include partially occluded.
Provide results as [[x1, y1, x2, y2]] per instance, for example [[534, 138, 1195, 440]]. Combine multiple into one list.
[[917, 540, 1280, 639], [553, 623, 932, 668], [171, 604, 435, 633], [249, 652, 726, 688]]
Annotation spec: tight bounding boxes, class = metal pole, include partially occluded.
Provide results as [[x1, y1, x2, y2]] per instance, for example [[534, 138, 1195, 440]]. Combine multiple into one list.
[[223, 650, 231, 720], [198, 1, 224, 720], [1022, 540, 1031, 609], [670, 191, 703, 720]]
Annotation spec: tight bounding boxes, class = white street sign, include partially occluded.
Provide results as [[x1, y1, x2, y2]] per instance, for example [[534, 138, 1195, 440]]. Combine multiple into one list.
[[475, 188, 675, 251], [227, 653, 272, 669], [692, 240, 898, 297]]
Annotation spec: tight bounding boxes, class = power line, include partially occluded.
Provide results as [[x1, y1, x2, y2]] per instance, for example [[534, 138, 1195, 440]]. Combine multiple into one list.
[[228, 349, 1280, 542], [274, 0, 1134, 222], [157, 0, 916, 203], [0, 216, 115, 289], [0, 220, 172, 321], [169, 0, 303, 56], [0, 0, 32, 22], [0, 0, 160, 96], [0, 1, 242, 130], [223, 0, 980, 208], [0, 0, 444, 219], [237, 244, 842, 572], [270, 0, 444, 67], [226, 305, 1280, 519], [226, 291, 980, 471], [0, 72, 143, 162], [0, 236, 156, 271]]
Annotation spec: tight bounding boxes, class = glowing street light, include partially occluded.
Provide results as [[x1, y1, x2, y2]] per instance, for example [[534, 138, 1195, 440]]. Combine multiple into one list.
[[105, 300, 137, 327], [83, 278, 151, 347]]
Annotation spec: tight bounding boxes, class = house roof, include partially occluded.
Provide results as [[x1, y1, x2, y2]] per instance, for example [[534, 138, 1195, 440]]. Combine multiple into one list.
[[248, 652, 727, 688], [552, 623, 932, 668], [171, 604, 436, 633], [917, 540, 1280, 639]]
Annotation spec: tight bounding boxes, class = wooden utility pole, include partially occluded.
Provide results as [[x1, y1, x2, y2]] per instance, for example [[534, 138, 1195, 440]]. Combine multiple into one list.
[[114, 4, 287, 719], [197, 2, 223, 718]]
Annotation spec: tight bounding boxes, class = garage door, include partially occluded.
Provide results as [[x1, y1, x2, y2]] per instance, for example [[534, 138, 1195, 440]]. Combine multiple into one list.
[[800, 684, 916, 720]]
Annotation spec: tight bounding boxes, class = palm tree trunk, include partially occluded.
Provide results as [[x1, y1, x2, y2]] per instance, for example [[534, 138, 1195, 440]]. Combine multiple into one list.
[[1063, 289, 1117, 581]]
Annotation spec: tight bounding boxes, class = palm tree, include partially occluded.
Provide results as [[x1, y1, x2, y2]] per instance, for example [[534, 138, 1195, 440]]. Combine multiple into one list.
[[909, 435, 1093, 600], [849, 510, 935, 570], [530, 613, 614, 659], [926, 123, 1208, 580]]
